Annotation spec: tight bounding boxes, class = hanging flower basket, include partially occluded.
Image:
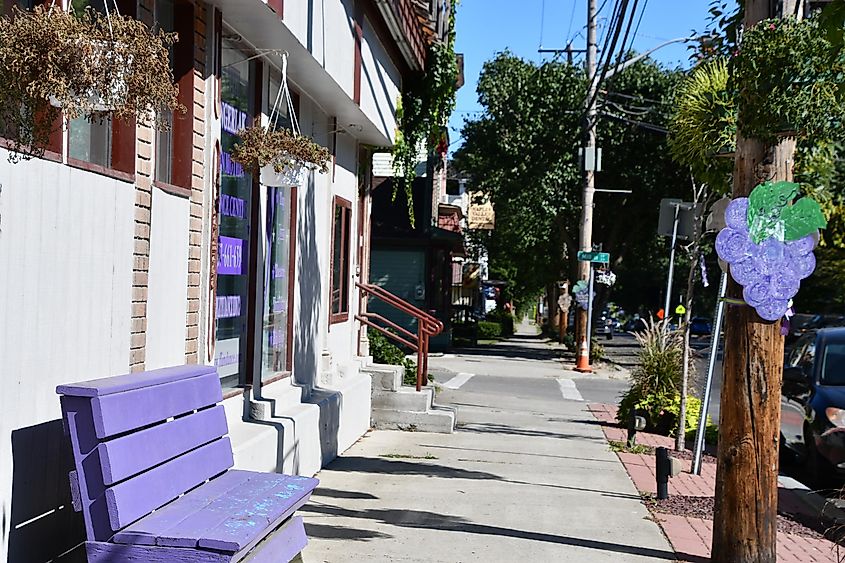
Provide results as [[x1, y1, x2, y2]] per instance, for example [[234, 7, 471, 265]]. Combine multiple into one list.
[[260, 162, 307, 188], [0, 5, 183, 160], [230, 125, 331, 182], [48, 39, 132, 112]]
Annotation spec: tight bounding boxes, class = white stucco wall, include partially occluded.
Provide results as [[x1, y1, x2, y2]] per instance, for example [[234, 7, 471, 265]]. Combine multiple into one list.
[[361, 15, 401, 143], [145, 188, 190, 369], [0, 155, 135, 562]]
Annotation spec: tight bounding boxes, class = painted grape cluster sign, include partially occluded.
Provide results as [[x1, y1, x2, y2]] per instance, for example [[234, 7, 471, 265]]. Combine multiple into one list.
[[715, 181, 826, 321]]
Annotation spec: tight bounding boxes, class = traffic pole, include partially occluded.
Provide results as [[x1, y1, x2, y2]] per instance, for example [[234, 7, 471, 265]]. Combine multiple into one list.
[[575, 0, 598, 365]]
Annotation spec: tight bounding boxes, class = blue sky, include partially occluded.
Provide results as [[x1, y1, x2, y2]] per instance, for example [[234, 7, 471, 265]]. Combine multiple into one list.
[[449, 0, 737, 149]]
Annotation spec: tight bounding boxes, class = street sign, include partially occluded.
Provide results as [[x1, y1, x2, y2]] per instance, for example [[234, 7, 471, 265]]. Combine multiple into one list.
[[675, 304, 687, 316], [577, 251, 610, 263], [658, 199, 701, 241]]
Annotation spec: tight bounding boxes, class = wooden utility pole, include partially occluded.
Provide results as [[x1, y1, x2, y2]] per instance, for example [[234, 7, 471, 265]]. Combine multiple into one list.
[[711, 1, 801, 561]]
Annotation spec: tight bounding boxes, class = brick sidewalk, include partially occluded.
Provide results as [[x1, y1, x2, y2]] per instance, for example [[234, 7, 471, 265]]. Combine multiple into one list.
[[589, 403, 841, 563]]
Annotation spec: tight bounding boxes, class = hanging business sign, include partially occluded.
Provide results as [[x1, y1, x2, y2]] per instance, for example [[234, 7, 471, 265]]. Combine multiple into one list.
[[468, 199, 495, 230]]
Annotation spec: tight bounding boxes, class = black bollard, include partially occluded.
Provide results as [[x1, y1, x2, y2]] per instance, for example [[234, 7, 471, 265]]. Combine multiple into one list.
[[656, 447, 670, 499], [627, 408, 637, 448]]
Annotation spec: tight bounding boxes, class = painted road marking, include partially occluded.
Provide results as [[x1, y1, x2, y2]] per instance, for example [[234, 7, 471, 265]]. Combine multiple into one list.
[[442, 372, 475, 390], [557, 378, 584, 402]]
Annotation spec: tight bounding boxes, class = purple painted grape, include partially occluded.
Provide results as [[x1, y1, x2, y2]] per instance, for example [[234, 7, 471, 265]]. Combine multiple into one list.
[[725, 197, 750, 232], [787, 251, 816, 280], [716, 228, 751, 263], [743, 277, 772, 308], [756, 298, 790, 322], [754, 238, 786, 275], [770, 268, 800, 301], [785, 233, 816, 257], [730, 257, 761, 286]]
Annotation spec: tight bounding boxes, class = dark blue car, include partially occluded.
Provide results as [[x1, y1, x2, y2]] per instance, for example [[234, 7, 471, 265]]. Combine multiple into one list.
[[780, 327, 845, 485]]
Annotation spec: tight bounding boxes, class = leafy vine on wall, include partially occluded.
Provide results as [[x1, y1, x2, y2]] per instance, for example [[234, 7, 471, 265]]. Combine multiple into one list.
[[391, 3, 458, 224]]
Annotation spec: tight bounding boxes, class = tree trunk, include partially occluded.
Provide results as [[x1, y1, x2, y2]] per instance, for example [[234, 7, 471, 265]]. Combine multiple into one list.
[[711, 132, 795, 562]]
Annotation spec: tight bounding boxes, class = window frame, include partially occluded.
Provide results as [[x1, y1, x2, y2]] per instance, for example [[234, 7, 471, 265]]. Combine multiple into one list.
[[329, 196, 352, 324], [152, 0, 194, 197]]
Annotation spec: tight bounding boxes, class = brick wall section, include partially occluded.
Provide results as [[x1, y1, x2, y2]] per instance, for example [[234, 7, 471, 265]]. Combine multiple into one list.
[[186, 2, 207, 363], [130, 0, 156, 371]]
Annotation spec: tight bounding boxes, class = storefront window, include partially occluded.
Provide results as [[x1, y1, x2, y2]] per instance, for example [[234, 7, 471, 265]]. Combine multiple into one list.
[[262, 185, 293, 379], [214, 38, 253, 389]]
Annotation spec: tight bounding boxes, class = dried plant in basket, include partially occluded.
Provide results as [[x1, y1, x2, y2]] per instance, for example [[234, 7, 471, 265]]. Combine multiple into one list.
[[0, 5, 184, 161], [230, 125, 331, 175]]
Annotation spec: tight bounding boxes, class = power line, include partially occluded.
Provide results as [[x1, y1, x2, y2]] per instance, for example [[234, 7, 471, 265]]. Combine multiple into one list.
[[539, 0, 546, 48], [600, 111, 668, 134], [565, 0, 577, 46]]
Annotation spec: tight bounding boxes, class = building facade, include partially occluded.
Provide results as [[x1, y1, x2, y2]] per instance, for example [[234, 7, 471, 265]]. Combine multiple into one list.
[[0, 1, 450, 560]]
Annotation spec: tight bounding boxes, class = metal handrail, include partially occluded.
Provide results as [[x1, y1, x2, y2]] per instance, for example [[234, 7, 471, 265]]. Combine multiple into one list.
[[356, 282, 443, 391]]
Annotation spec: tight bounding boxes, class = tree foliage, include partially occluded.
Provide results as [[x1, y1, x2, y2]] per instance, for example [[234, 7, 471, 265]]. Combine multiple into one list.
[[455, 52, 691, 313]]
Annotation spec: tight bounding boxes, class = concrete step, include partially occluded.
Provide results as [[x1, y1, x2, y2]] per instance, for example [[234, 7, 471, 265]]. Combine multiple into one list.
[[371, 387, 433, 412], [364, 363, 403, 392], [371, 404, 456, 433]]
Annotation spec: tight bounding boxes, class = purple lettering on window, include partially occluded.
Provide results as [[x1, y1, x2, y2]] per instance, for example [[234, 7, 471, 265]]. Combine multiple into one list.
[[220, 193, 245, 218], [216, 295, 241, 318], [221, 102, 248, 136], [220, 151, 244, 178], [218, 236, 244, 275], [272, 264, 285, 280]]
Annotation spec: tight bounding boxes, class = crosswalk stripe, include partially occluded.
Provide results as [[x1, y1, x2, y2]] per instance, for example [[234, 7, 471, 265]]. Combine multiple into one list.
[[442, 372, 474, 390], [557, 378, 584, 402]]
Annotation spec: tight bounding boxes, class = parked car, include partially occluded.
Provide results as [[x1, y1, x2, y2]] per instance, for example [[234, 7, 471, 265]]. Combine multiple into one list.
[[780, 327, 845, 486], [689, 317, 712, 336]]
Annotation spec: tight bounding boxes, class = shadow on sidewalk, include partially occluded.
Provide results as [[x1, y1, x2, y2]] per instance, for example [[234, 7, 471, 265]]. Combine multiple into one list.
[[327, 456, 500, 480], [458, 422, 607, 442], [302, 503, 698, 561], [304, 522, 393, 542], [418, 443, 621, 464]]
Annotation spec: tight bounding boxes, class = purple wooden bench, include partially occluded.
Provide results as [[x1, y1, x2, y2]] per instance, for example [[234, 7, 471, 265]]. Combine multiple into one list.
[[57, 364, 318, 562]]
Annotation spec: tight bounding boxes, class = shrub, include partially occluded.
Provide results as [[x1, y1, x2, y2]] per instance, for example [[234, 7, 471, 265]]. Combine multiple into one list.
[[616, 319, 716, 441], [485, 309, 514, 336], [562, 333, 575, 351], [477, 321, 502, 340], [368, 329, 429, 387], [590, 340, 605, 362]]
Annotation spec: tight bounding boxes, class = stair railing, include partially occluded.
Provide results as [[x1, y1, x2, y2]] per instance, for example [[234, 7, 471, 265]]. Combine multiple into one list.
[[356, 282, 444, 391]]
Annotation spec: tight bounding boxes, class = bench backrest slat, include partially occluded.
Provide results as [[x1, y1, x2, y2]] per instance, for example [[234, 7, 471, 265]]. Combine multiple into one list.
[[105, 437, 234, 531], [90, 371, 223, 439], [57, 365, 234, 542], [57, 364, 218, 397], [97, 405, 229, 486]]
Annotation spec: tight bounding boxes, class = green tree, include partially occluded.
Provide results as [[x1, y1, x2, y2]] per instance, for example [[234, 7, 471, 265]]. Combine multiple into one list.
[[455, 52, 692, 314]]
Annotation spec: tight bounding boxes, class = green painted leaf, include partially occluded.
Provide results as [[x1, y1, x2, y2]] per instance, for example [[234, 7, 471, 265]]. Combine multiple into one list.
[[781, 198, 827, 241], [747, 181, 800, 243]]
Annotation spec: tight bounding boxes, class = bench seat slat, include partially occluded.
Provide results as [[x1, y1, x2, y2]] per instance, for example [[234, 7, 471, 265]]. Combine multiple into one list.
[[112, 470, 256, 546], [105, 438, 234, 531], [116, 471, 317, 554], [57, 365, 218, 397], [99, 405, 229, 485], [199, 476, 317, 553], [92, 372, 223, 439]]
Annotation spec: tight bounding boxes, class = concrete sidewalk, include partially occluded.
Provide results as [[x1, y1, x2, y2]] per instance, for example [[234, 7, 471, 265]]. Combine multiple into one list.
[[301, 380, 675, 561]]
